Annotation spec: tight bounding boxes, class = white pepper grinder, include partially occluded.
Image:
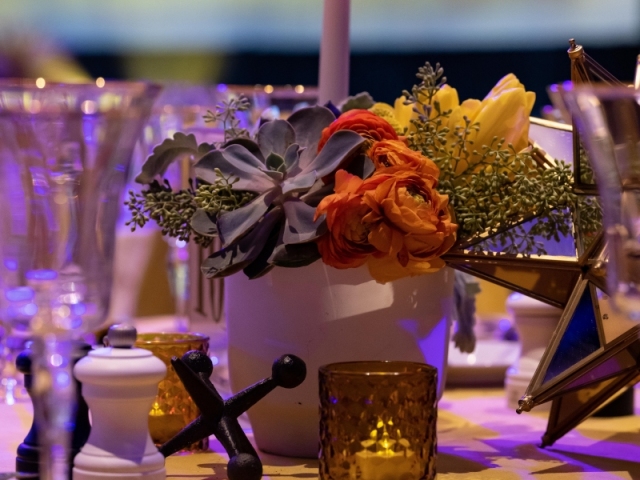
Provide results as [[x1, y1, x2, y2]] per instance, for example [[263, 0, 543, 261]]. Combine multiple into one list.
[[72, 324, 167, 480]]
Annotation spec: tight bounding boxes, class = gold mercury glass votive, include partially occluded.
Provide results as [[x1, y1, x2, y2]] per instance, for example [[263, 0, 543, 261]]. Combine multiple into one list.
[[319, 361, 437, 480], [136, 332, 210, 452]]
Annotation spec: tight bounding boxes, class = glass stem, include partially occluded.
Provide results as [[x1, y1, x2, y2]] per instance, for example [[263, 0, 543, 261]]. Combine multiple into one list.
[[32, 334, 75, 480]]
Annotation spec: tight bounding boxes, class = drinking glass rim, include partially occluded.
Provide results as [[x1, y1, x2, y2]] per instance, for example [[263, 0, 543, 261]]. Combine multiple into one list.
[[135, 332, 210, 345], [0, 78, 162, 116], [319, 360, 436, 377], [0, 78, 160, 92]]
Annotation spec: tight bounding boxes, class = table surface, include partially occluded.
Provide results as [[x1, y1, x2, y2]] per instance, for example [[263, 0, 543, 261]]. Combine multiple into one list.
[[3, 388, 640, 479]]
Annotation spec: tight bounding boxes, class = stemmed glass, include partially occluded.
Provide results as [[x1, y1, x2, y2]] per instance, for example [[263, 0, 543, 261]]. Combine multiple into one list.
[[0, 79, 159, 479], [560, 84, 640, 318], [140, 84, 227, 328]]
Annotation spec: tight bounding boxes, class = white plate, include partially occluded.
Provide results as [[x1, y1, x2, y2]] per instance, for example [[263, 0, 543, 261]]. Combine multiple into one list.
[[446, 340, 520, 387]]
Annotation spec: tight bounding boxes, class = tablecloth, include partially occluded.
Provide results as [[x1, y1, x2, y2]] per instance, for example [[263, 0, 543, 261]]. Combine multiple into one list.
[[3, 388, 640, 479]]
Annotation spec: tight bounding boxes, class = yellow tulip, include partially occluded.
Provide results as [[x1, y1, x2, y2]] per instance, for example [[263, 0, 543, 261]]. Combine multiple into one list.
[[428, 85, 460, 119], [440, 74, 535, 175], [369, 74, 535, 176], [370, 86, 459, 135]]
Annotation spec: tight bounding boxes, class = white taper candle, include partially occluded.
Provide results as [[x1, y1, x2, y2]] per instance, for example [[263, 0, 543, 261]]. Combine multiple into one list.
[[318, 0, 350, 106]]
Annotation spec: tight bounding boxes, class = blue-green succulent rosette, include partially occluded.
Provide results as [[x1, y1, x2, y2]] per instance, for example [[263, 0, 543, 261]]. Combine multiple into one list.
[[135, 106, 372, 279]]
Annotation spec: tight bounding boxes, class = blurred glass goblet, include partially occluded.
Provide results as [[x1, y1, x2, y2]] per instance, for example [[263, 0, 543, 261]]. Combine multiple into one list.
[[0, 79, 159, 479], [560, 84, 640, 318], [0, 325, 29, 404], [123, 84, 228, 329]]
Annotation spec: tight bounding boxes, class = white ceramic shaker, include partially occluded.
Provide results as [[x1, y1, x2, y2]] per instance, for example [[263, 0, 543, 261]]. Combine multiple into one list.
[[73, 325, 167, 480]]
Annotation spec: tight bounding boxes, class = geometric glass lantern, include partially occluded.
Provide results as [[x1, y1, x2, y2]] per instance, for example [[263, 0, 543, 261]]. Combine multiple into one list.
[[447, 40, 639, 448], [567, 38, 624, 196], [517, 63, 640, 446], [443, 112, 601, 310]]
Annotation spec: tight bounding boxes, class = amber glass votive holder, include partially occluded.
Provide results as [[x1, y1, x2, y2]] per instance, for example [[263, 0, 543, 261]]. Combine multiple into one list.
[[319, 361, 437, 480], [136, 332, 210, 452]]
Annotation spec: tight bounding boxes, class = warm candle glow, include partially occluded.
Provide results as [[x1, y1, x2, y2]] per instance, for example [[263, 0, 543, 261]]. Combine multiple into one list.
[[319, 361, 437, 479], [35, 78, 46, 89], [96, 77, 106, 88], [354, 417, 419, 478], [264, 84, 274, 94]]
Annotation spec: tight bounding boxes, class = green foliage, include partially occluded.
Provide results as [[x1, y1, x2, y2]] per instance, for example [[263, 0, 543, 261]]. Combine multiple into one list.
[[129, 62, 604, 262], [203, 94, 252, 143], [128, 97, 257, 246], [125, 171, 256, 247], [404, 61, 602, 255]]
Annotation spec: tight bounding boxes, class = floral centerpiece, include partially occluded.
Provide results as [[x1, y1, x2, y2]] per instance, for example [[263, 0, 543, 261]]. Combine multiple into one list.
[[126, 61, 585, 457], [127, 63, 577, 284]]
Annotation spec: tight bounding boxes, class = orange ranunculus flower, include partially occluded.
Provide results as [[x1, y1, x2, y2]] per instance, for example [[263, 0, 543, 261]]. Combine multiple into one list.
[[314, 170, 376, 269], [317, 109, 398, 153], [360, 167, 457, 283], [369, 140, 440, 178]]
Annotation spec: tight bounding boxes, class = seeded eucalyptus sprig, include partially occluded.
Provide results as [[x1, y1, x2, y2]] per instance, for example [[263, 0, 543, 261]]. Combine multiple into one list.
[[404, 61, 602, 255], [125, 171, 256, 247], [203, 94, 251, 143]]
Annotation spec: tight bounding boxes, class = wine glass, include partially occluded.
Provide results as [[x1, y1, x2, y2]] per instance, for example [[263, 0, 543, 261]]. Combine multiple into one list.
[[560, 84, 640, 318], [0, 78, 159, 479]]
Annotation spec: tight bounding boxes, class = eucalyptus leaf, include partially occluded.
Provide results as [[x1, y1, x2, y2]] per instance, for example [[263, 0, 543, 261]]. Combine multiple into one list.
[[287, 106, 335, 170], [301, 130, 364, 177], [190, 208, 218, 236], [256, 119, 295, 158], [136, 133, 212, 184], [202, 207, 282, 278], [268, 242, 321, 268], [217, 188, 281, 247], [282, 197, 327, 244], [195, 144, 275, 192]]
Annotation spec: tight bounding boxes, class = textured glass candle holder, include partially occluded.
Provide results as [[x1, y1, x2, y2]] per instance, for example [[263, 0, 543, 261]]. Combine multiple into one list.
[[319, 361, 437, 480], [136, 332, 210, 452]]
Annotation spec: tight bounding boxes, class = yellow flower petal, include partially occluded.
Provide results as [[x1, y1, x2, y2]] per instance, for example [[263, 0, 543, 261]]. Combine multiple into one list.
[[393, 96, 414, 129], [367, 255, 445, 284]]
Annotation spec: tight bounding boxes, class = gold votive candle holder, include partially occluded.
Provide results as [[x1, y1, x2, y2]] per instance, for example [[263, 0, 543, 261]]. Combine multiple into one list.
[[136, 332, 210, 452], [319, 361, 437, 480]]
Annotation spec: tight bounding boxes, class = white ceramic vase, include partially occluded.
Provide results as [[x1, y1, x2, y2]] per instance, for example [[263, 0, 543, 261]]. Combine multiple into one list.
[[226, 261, 454, 458]]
